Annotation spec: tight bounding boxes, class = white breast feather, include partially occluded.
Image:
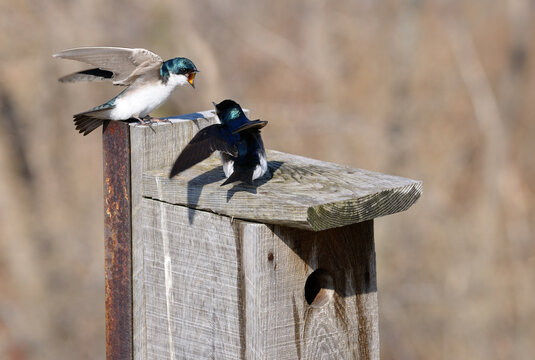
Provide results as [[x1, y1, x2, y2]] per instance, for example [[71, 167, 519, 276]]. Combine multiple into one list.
[[252, 152, 268, 180], [222, 158, 234, 178], [110, 74, 188, 120]]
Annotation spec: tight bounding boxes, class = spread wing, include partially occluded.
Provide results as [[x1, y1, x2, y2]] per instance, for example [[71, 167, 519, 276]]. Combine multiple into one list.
[[53, 47, 163, 86], [169, 125, 239, 178]]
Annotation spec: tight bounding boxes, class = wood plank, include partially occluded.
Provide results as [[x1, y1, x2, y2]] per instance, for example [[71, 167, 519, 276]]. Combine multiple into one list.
[[140, 198, 245, 360], [130, 111, 219, 360], [142, 150, 422, 231], [241, 220, 379, 359]]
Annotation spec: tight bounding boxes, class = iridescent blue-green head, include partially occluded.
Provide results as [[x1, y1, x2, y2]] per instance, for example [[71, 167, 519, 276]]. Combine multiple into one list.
[[160, 57, 199, 87], [213, 99, 246, 126]]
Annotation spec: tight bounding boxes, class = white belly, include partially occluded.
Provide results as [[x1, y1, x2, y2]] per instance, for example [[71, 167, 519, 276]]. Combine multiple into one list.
[[222, 158, 234, 178], [110, 83, 173, 120], [252, 152, 268, 180], [221, 152, 268, 180]]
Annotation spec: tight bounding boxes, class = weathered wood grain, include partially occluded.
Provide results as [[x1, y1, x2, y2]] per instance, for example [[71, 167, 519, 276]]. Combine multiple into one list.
[[142, 150, 422, 231], [140, 198, 245, 360], [241, 220, 379, 359], [139, 198, 378, 359], [130, 112, 219, 360]]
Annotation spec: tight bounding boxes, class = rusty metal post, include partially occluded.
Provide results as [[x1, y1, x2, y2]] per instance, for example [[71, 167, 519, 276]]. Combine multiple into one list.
[[103, 121, 133, 360]]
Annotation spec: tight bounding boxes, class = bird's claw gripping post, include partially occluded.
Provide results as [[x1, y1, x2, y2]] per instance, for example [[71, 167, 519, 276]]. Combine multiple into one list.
[[134, 116, 172, 133]]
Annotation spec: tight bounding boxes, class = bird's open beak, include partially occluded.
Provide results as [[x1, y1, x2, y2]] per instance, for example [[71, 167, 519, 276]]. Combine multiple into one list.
[[188, 72, 196, 88]]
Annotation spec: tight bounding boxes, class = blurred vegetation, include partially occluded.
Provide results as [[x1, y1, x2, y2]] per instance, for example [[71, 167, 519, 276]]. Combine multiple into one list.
[[0, 0, 534, 359]]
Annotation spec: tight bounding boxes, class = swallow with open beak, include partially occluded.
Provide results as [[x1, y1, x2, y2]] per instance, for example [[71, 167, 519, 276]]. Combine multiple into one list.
[[53, 47, 199, 135]]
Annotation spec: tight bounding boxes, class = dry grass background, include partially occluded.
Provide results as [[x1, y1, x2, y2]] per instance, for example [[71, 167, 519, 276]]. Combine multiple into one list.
[[0, 0, 534, 359]]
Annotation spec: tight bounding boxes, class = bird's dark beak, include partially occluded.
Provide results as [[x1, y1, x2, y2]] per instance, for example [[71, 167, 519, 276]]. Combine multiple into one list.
[[188, 72, 196, 88]]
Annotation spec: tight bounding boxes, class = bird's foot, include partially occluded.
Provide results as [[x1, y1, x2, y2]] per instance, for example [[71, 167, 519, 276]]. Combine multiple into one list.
[[133, 116, 172, 133], [149, 117, 171, 124], [133, 116, 156, 133]]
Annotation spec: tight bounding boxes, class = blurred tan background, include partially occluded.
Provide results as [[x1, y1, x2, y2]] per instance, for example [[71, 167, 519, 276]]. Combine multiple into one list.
[[0, 0, 534, 359]]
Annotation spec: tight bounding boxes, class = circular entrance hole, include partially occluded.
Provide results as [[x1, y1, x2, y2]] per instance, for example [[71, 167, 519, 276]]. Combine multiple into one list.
[[304, 269, 334, 308]]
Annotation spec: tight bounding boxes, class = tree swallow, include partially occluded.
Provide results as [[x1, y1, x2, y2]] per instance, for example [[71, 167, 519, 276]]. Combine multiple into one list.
[[169, 99, 268, 186], [53, 47, 199, 135]]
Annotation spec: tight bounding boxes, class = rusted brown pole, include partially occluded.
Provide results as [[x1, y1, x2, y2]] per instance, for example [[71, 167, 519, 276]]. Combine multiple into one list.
[[103, 121, 133, 360]]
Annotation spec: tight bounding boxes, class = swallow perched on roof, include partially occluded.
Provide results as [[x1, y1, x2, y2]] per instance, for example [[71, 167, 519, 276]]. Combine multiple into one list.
[[53, 47, 198, 135], [169, 99, 268, 186]]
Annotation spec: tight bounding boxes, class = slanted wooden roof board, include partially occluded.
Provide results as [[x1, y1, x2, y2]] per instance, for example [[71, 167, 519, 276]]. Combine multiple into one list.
[[141, 148, 422, 231]]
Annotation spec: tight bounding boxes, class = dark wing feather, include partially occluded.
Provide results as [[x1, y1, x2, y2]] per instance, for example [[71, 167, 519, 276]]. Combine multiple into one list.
[[169, 125, 238, 178], [53, 47, 163, 86], [59, 68, 114, 83], [232, 120, 268, 134]]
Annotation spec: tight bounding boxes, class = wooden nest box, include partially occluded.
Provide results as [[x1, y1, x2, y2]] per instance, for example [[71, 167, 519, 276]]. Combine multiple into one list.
[[102, 111, 422, 360]]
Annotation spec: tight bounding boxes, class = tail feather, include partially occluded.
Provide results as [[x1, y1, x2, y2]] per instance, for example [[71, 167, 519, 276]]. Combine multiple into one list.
[[73, 115, 106, 136], [221, 168, 254, 186], [73, 103, 115, 136]]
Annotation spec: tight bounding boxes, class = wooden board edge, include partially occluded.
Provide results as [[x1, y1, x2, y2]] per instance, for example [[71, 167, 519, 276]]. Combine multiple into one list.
[[306, 180, 422, 231]]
